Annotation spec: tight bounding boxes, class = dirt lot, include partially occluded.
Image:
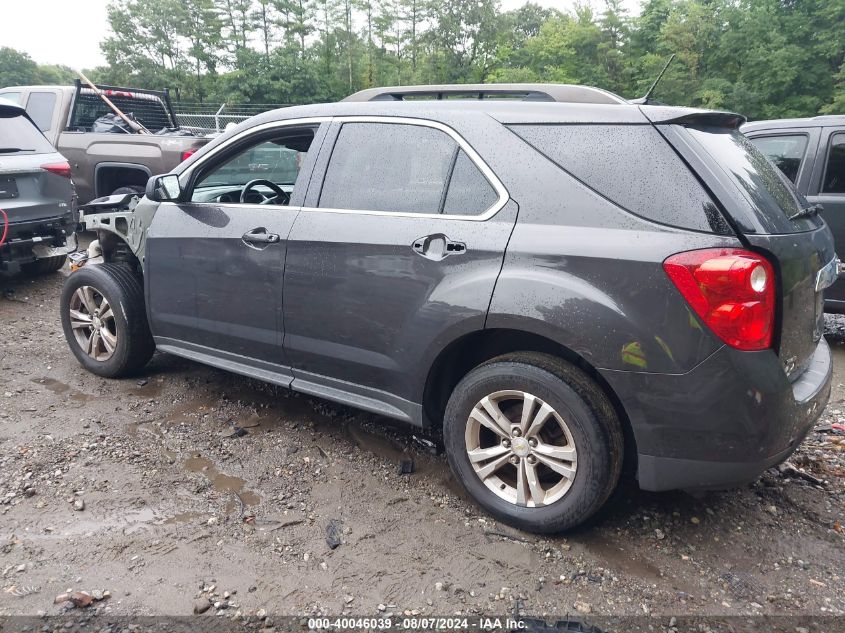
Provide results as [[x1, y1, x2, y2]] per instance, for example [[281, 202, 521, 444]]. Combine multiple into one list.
[[1, 265, 845, 625]]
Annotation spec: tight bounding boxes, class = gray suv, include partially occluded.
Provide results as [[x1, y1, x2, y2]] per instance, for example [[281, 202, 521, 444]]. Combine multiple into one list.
[[59, 85, 835, 533]]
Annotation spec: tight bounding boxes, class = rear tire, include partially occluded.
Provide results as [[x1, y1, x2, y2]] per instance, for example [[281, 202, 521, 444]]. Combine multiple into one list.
[[443, 352, 623, 533], [60, 263, 155, 377], [22, 255, 66, 275]]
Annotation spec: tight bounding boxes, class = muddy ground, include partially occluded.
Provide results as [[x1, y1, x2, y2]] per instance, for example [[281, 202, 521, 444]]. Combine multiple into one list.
[[1, 263, 845, 625]]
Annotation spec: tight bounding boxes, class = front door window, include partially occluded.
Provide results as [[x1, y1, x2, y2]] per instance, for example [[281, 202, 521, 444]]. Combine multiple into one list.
[[191, 128, 315, 204]]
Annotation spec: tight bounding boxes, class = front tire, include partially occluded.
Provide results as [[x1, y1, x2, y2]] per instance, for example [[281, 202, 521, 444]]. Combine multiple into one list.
[[60, 264, 155, 377], [443, 353, 623, 533]]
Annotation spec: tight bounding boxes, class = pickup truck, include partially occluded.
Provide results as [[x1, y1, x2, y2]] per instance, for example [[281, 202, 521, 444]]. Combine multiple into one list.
[[0, 81, 210, 205], [742, 115, 845, 311]]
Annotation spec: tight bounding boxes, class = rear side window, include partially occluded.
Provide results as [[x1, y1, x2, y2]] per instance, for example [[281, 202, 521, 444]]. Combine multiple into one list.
[[822, 133, 845, 194], [443, 150, 498, 215], [0, 92, 21, 104], [686, 127, 808, 231], [25, 92, 56, 132], [748, 134, 808, 183], [320, 122, 497, 215], [0, 110, 55, 154], [509, 124, 728, 234]]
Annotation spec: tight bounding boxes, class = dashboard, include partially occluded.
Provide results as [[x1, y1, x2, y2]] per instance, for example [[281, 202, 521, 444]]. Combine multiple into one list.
[[190, 184, 295, 205]]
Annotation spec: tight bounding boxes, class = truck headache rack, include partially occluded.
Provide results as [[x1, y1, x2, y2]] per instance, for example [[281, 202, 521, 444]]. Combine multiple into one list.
[[68, 80, 178, 132], [342, 83, 627, 105]]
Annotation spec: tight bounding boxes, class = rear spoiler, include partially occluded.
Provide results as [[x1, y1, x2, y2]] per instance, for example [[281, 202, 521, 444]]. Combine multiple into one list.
[[640, 106, 746, 129], [0, 96, 25, 114], [0, 97, 44, 134]]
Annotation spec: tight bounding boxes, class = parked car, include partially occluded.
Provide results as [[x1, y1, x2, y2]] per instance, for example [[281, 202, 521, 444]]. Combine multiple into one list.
[[59, 84, 835, 533], [742, 115, 845, 311], [0, 81, 210, 206], [0, 97, 76, 274]]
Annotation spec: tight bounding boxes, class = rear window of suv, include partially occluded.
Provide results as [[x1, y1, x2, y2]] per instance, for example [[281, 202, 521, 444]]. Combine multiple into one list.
[[508, 123, 731, 234], [686, 127, 811, 233], [0, 110, 54, 154]]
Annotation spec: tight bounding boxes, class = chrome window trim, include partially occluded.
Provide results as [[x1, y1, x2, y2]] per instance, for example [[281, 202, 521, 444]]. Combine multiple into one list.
[[182, 115, 509, 222]]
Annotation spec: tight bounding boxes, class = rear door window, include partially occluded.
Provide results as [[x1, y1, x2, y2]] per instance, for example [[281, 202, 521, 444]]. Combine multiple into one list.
[[0, 92, 22, 105], [822, 133, 845, 194], [319, 122, 453, 214], [748, 134, 808, 183], [25, 91, 56, 132], [508, 123, 729, 233], [0, 110, 55, 154]]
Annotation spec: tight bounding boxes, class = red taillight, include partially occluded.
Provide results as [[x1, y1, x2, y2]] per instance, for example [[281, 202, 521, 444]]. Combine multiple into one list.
[[180, 148, 198, 163], [663, 248, 775, 351], [41, 161, 72, 179]]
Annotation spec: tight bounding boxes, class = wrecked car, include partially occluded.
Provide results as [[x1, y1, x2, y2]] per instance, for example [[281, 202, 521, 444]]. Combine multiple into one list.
[[0, 97, 76, 275], [60, 84, 835, 533]]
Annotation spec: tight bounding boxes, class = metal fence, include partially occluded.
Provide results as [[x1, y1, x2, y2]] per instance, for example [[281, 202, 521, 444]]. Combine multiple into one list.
[[173, 102, 290, 134]]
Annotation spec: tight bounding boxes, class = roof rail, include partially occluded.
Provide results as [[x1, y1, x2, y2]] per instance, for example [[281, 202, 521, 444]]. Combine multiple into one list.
[[342, 83, 628, 105]]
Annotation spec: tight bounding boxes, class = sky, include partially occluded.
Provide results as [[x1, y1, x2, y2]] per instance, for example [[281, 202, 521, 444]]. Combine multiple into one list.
[[1, 0, 641, 71]]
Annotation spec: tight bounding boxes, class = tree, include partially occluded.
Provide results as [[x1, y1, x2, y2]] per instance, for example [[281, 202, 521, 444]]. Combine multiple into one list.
[[2, 0, 835, 119], [0, 47, 40, 87]]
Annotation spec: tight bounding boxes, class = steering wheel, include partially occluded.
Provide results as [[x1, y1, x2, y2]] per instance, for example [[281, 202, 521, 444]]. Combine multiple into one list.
[[240, 179, 290, 205]]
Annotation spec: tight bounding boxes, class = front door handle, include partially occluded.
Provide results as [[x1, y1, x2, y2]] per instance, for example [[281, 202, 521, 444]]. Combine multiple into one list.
[[242, 227, 281, 249], [411, 234, 466, 261]]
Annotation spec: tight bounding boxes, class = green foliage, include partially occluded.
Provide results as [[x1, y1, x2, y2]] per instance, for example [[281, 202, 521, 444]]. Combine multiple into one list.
[[0, 48, 76, 88], [1, 0, 843, 119]]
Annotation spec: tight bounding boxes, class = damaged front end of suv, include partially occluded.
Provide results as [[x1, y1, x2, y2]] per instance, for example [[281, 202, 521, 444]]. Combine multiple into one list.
[[73, 192, 158, 272]]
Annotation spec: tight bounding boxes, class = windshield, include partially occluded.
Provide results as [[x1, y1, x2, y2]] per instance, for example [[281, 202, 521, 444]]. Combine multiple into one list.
[[686, 126, 816, 233], [0, 110, 55, 154]]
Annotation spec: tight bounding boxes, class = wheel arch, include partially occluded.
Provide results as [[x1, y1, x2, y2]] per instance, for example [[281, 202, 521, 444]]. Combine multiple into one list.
[[422, 325, 638, 473], [94, 162, 151, 198], [97, 229, 142, 272]]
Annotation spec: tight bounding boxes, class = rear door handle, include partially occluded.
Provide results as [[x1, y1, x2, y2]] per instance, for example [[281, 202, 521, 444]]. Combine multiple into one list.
[[242, 227, 281, 248], [412, 234, 466, 261]]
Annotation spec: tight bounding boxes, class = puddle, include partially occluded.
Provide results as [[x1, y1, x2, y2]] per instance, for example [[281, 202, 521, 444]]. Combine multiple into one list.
[[347, 423, 407, 462], [32, 377, 69, 394], [23, 507, 203, 539], [31, 377, 94, 402], [129, 379, 164, 398], [575, 531, 663, 582], [163, 512, 203, 525], [127, 421, 166, 439], [572, 530, 700, 596], [184, 454, 261, 507]]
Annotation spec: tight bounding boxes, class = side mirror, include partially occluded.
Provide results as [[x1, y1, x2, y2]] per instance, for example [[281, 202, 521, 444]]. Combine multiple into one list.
[[145, 174, 182, 202]]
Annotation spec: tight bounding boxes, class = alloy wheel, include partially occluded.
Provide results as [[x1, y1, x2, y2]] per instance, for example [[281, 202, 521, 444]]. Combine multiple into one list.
[[465, 390, 577, 507], [68, 285, 118, 361]]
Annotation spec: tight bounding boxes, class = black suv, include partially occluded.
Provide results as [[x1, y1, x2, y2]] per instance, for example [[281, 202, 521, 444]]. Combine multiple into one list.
[[61, 84, 835, 533]]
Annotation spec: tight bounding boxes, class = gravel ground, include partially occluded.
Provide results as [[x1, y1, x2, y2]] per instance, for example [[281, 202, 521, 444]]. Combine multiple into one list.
[[1, 266, 845, 625]]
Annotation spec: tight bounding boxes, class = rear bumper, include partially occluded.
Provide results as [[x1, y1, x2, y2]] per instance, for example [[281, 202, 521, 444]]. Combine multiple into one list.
[[0, 211, 77, 271], [600, 337, 832, 492]]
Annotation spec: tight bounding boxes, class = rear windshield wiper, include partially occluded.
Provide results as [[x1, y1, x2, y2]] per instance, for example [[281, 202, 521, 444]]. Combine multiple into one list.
[[789, 203, 823, 221], [0, 147, 35, 153]]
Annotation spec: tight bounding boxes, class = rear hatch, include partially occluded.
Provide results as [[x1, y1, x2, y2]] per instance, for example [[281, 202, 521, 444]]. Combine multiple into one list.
[[0, 105, 74, 223], [651, 108, 835, 380]]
